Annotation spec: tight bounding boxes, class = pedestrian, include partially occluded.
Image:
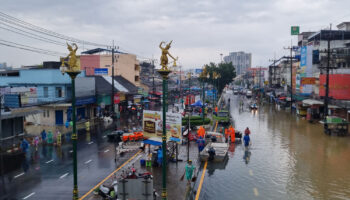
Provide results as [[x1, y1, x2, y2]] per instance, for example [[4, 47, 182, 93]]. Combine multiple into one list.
[[196, 136, 205, 152], [243, 134, 250, 147], [20, 138, 30, 153], [244, 127, 251, 135], [56, 129, 62, 146], [47, 130, 53, 144], [41, 129, 47, 143], [215, 106, 218, 115], [181, 160, 196, 185], [34, 136, 39, 151], [229, 125, 235, 143]]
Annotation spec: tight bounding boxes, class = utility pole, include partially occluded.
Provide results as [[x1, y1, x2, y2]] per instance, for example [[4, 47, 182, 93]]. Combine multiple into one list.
[[284, 42, 294, 113], [111, 41, 116, 118], [324, 24, 332, 118], [0, 95, 5, 195], [187, 72, 191, 162]]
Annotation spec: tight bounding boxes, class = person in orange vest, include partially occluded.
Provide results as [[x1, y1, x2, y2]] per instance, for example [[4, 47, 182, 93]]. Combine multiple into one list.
[[229, 125, 235, 143], [224, 127, 229, 143], [215, 106, 218, 115], [197, 126, 205, 138]]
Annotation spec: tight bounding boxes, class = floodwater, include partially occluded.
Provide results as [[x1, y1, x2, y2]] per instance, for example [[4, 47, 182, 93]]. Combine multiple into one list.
[[198, 93, 350, 200]]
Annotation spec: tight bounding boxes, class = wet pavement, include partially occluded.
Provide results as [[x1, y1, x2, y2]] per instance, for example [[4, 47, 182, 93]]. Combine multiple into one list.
[[196, 93, 350, 200], [0, 115, 142, 200]]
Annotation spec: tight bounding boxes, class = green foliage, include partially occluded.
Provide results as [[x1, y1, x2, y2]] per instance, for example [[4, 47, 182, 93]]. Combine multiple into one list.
[[182, 117, 211, 126], [202, 62, 236, 93]]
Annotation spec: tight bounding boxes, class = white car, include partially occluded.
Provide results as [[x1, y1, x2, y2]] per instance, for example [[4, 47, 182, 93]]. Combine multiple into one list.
[[246, 90, 252, 98]]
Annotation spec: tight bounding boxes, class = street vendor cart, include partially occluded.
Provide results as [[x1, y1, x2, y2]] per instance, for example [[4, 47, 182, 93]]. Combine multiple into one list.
[[321, 116, 349, 136]]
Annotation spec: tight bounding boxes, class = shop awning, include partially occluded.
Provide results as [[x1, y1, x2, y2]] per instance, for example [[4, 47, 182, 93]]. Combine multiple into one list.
[[302, 99, 324, 106], [143, 137, 162, 146]]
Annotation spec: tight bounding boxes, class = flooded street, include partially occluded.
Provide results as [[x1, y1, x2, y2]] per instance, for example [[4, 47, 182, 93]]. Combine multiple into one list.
[[199, 93, 350, 200]]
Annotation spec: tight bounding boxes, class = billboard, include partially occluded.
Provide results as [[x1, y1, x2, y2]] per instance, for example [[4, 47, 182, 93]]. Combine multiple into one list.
[[319, 74, 350, 100], [301, 77, 316, 85], [143, 110, 182, 142], [298, 45, 313, 94]]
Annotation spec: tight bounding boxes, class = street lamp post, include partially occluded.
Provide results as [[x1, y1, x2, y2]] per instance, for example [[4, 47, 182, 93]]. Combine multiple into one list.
[[158, 40, 177, 200], [60, 43, 81, 200], [187, 72, 192, 162]]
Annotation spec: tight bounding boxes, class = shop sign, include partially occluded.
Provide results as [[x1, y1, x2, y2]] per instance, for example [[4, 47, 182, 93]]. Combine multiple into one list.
[[301, 77, 316, 85]]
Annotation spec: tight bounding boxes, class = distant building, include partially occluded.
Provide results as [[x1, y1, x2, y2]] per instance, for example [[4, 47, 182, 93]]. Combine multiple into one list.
[[223, 51, 252, 75], [80, 48, 141, 87]]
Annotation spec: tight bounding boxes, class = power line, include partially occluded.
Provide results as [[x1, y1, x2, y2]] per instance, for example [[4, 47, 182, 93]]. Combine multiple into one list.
[[0, 12, 108, 47], [0, 22, 66, 46], [0, 40, 65, 56]]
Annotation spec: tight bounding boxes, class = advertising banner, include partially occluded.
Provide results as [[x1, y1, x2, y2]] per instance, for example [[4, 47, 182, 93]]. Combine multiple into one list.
[[319, 74, 350, 100], [143, 110, 182, 142], [298, 46, 313, 94], [301, 77, 316, 85]]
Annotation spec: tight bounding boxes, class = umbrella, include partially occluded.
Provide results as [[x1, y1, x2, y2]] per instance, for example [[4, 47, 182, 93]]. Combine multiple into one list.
[[191, 100, 203, 107]]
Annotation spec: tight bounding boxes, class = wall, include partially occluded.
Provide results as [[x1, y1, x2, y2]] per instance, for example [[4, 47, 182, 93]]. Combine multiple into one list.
[[100, 54, 140, 86], [80, 55, 100, 76]]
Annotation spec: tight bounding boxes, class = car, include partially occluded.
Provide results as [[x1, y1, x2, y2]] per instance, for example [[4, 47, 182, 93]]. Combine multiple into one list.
[[246, 90, 252, 98]]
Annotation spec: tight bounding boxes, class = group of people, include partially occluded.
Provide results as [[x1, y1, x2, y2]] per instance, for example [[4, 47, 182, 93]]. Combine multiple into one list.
[[224, 125, 236, 143]]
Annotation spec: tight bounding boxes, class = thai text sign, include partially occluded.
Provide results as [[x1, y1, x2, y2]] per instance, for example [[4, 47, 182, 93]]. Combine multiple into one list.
[[301, 77, 316, 85], [143, 110, 182, 142]]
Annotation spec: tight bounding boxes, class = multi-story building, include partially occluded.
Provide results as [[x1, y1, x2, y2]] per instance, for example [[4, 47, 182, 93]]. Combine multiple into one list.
[[80, 48, 141, 87], [223, 51, 252, 75]]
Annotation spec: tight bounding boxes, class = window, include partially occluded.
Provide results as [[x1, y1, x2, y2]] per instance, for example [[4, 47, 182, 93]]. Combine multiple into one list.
[[47, 110, 50, 118], [44, 87, 48, 98], [135, 76, 140, 82], [56, 87, 63, 98]]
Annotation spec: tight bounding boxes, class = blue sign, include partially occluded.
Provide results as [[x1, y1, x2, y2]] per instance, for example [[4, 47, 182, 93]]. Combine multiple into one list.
[[195, 69, 203, 74], [75, 97, 96, 106], [4, 94, 21, 108], [94, 68, 108, 75]]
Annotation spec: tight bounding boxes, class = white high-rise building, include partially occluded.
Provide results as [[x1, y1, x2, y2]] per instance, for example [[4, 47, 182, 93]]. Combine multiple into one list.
[[223, 51, 252, 75]]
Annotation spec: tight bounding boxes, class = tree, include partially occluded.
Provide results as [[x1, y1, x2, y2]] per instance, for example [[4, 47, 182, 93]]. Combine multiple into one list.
[[202, 62, 236, 93]]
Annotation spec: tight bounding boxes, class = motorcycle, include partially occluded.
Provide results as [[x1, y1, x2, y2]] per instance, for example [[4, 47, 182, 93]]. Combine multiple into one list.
[[98, 180, 118, 200]]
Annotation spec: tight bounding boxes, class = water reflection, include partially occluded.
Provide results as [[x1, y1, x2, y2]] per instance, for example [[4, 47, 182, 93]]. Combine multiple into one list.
[[243, 147, 251, 165]]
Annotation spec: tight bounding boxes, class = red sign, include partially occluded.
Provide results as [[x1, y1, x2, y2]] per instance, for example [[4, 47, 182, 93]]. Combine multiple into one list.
[[185, 94, 195, 105], [114, 93, 120, 104], [319, 74, 350, 100], [301, 77, 316, 85]]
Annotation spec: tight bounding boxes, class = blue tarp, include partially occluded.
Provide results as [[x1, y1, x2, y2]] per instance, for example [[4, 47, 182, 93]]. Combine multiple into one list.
[[191, 100, 203, 107], [143, 139, 162, 146]]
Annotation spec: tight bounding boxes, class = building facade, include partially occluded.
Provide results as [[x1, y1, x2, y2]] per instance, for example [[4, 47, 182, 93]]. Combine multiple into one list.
[[224, 51, 252, 75], [80, 50, 141, 87]]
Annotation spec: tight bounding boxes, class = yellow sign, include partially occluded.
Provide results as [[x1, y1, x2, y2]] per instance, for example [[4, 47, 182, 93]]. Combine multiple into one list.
[[264, 81, 269, 85]]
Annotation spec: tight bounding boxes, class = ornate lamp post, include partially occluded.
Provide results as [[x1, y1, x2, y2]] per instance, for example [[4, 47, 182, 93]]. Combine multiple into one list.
[[60, 43, 81, 200], [158, 41, 177, 200], [186, 72, 192, 162]]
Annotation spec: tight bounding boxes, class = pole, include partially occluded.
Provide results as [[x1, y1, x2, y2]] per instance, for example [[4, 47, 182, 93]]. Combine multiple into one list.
[[187, 74, 191, 162], [68, 72, 79, 200], [0, 95, 6, 195], [290, 43, 293, 113], [111, 42, 115, 117], [202, 79, 205, 125], [324, 24, 332, 119]]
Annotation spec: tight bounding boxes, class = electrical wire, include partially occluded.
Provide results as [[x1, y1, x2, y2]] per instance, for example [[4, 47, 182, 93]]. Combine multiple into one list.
[[0, 41, 64, 56], [0, 22, 66, 46], [0, 12, 108, 47]]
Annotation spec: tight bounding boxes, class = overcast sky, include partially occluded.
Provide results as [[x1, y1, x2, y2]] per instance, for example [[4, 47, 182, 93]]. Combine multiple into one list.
[[0, 0, 350, 69]]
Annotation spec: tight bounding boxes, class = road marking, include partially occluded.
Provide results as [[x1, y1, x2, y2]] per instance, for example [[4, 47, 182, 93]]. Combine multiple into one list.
[[103, 135, 107, 138], [84, 159, 92, 164], [22, 192, 35, 199], [214, 121, 218, 132], [195, 161, 208, 200], [69, 150, 73, 153], [79, 150, 142, 200], [14, 172, 24, 179], [59, 173, 69, 179], [88, 141, 94, 145], [45, 159, 54, 164], [104, 149, 110, 153], [253, 188, 259, 196], [249, 169, 253, 176]]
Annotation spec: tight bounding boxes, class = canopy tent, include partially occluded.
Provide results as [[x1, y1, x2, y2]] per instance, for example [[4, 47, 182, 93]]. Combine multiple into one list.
[[143, 137, 162, 146], [191, 100, 203, 107]]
